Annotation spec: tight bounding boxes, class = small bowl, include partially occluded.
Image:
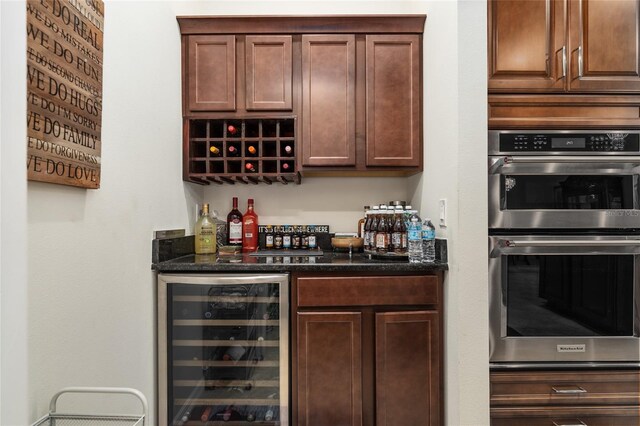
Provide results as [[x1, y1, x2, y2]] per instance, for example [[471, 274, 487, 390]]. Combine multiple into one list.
[[331, 237, 364, 250]]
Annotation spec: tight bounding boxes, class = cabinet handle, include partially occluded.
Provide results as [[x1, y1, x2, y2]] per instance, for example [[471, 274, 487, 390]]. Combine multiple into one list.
[[552, 386, 587, 394], [552, 421, 587, 426], [578, 45, 584, 77], [561, 46, 567, 78]]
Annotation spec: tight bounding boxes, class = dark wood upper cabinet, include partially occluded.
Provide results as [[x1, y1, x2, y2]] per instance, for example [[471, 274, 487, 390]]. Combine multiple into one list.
[[568, 0, 640, 92], [489, 0, 640, 93], [187, 35, 236, 111], [366, 35, 421, 167], [489, 0, 566, 92], [302, 35, 356, 166], [245, 35, 292, 110], [178, 16, 425, 182]]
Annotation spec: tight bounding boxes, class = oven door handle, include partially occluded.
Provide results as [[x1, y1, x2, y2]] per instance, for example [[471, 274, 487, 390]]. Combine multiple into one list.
[[503, 239, 640, 248], [489, 155, 640, 173]]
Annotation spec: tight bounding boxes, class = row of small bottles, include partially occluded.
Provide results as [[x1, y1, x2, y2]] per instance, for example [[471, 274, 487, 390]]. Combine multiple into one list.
[[209, 142, 294, 158], [196, 198, 259, 254], [359, 202, 436, 262], [263, 225, 318, 250], [360, 203, 413, 254]]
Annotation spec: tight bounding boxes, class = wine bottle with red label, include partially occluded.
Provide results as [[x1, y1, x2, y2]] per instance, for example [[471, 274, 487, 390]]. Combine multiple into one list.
[[227, 197, 243, 247]]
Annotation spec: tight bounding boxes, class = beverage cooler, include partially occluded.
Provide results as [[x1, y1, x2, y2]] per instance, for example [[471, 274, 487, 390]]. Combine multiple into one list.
[[158, 274, 289, 425]]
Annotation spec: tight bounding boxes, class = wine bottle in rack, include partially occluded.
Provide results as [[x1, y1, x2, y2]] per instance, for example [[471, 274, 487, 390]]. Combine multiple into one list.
[[201, 406, 213, 422], [280, 161, 293, 172], [265, 407, 275, 421], [227, 145, 239, 157], [245, 162, 257, 173], [247, 144, 258, 156], [282, 144, 294, 156], [222, 337, 246, 361], [227, 124, 239, 137], [210, 146, 221, 156]]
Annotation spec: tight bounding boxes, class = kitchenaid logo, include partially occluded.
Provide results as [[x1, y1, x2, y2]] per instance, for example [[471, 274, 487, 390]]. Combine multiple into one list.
[[557, 344, 586, 353], [605, 211, 640, 217]]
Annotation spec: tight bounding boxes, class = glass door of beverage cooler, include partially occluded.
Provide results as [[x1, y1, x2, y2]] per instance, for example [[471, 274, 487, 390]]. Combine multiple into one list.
[[158, 274, 289, 426]]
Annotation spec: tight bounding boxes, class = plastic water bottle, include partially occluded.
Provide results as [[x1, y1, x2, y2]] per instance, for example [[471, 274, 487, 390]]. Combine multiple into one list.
[[407, 210, 422, 263], [422, 218, 436, 263]]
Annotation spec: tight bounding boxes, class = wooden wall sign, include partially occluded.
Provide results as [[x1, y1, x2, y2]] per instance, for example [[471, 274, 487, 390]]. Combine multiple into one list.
[[26, 0, 104, 189]]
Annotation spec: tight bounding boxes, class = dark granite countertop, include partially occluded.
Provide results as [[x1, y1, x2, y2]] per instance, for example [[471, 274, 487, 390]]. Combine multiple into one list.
[[152, 235, 448, 273], [153, 252, 447, 273]]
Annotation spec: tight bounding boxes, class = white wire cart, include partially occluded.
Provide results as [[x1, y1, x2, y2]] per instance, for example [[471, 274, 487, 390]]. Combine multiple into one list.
[[32, 387, 148, 426]]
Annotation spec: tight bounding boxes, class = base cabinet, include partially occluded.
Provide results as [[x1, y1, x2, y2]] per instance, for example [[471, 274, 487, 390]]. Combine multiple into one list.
[[297, 312, 363, 426], [375, 311, 440, 426], [293, 274, 443, 426]]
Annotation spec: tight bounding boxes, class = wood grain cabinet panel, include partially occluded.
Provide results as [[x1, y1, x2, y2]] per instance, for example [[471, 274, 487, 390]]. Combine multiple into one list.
[[491, 406, 640, 426], [489, 0, 566, 92], [568, 0, 640, 92], [376, 311, 440, 426], [489, 0, 640, 94], [490, 370, 640, 425], [302, 35, 356, 166], [245, 35, 292, 110], [366, 35, 421, 167], [187, 35, 236, 111], [297, 311, 363, 426], [297, 275, 438, 307], [292, 273, 444, 426]]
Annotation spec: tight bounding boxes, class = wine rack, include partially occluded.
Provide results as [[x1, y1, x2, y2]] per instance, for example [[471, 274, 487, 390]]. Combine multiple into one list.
[[186, 118, 300, 185], [158, 274, 289, 426]]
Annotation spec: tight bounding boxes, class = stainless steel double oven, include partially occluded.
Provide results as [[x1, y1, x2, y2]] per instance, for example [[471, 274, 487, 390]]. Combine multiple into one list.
[[489, 130, 640, 365]]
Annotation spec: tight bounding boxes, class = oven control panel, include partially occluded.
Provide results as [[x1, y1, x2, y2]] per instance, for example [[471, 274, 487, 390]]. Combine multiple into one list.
[[499, 133, 640, 152]]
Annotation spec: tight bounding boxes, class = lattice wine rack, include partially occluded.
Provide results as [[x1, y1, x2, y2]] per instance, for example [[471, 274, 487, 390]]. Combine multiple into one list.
[[186, 118, 300, 185]]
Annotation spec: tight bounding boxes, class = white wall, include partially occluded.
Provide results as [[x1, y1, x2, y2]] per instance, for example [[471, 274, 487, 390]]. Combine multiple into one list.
[[1, 1, 29, 425], [0, 1, 490, 425], [27, 1, 202, 422]]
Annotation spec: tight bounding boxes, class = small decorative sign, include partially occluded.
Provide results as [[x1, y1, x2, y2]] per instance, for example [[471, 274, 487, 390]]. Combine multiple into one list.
[[26, 0, 104, 189]]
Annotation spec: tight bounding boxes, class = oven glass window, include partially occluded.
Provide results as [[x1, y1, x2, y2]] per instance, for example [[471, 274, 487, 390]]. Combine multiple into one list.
[[503, 175, 635, 210], [506, 255, 634, 336]]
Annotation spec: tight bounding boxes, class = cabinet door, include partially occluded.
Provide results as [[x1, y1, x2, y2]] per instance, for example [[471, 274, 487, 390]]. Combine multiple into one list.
[[187, 35, 236, 111], [297, 312, 362, 426], [568, 0, 640, 92], [245, 35, 292, 110], [301, 35, 356, 166], [365, 35, 421, 167], [375, 311, 440, 426], [488, 0, 566, 92]]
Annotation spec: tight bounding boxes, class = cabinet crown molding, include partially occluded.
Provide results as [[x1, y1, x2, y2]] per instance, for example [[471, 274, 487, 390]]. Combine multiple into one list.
[[177, 15, 426, 34]]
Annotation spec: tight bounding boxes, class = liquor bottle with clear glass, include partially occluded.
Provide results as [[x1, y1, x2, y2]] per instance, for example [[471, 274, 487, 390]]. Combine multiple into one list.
[[195, 204, 216, 254]]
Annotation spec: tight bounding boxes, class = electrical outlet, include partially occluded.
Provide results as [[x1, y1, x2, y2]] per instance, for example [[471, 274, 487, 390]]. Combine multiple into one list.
[[439, 199, 447, 227]]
